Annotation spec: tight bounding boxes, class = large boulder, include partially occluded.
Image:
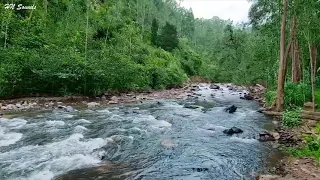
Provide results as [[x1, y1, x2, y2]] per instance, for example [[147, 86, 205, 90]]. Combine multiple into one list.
[[224, 105, 237, 113], [223, 127, 243, 135]]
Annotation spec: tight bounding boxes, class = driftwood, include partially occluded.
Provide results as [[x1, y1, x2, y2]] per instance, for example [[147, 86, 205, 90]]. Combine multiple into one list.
[[263, 111, 320, 121]]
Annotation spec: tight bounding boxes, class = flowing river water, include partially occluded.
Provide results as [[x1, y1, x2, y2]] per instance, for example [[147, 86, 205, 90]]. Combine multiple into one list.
[[0, 84, 282, 180]]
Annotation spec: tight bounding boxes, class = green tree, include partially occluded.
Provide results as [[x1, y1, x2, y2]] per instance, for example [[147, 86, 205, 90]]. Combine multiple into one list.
[[158, 22, 179, 52], [151, 18, 158, 45]]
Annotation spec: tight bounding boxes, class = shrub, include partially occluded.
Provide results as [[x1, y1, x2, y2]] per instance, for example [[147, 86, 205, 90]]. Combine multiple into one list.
[[265, 90, 277, 106], [284, 82, 311, 108], [289, 133, 320, 164], [282, 108, 302, 128]]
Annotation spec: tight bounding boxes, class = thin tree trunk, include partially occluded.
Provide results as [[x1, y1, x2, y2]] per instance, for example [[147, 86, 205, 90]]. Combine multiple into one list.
[[309, 44, 317, 112], [85, 0, 89, 60], [43, 0, 48, 14], [4, 11, 12, 49], [141, 0, 145, 40], [284, 17, 297, 75], [276, 0, 289, 112], [288, 16, 300, 83], [292, 40, 301, 82]]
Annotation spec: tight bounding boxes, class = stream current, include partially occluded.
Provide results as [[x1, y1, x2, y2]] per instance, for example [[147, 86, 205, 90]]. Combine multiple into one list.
[[0, 84, 281, 180]]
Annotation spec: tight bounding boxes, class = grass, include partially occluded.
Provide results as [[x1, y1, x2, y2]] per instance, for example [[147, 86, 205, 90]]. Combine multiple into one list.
[[282, 108, 302, 128], [288, 123, 320, 165]]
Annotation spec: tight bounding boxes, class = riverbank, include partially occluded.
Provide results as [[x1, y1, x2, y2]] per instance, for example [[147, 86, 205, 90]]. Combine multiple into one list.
[[257, 108, 320, 178], [0, 82, 251, 114]]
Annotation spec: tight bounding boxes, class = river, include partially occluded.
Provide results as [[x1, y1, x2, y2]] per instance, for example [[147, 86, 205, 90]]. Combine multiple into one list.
[[0, 84, 281, 180]]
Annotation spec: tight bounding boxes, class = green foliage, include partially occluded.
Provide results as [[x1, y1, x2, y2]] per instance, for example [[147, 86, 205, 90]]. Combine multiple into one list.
[[151, 18, 159, 46], [316, 76, 320, 88], [0, 0, 318, 99], [0, 0, 192, 97], [181, 10, 195, 39], [265, 90, 277, 106], [282, 108, 302, 128], [175, 38, 202, 76], [284, 82, 312, 108], [158, 22, 179, 52], [289, 133, 320, 164], [315, 88, 320, 112]]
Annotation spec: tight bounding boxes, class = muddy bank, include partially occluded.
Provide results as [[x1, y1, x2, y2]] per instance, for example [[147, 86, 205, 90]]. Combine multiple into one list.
[[259, 112, 320, 179]]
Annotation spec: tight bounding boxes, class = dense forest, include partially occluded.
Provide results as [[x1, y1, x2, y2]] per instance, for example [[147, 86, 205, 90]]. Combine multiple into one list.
[[0, 0, 319, 109]]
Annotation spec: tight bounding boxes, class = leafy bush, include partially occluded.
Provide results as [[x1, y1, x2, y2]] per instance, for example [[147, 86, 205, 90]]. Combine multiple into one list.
[[316, 76, 320, 88], [289, 133, 320, 164], [282, 108, 302, 128], [284, 82, 312, 108], [265, 90, 277, 106]]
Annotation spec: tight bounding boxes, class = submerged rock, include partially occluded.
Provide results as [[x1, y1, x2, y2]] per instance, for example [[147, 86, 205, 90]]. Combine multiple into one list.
[[257, 108, 265, 113], [223, 127, 243, 135], [192, 168, 209, 172], [161, 139, 176, 148], [184, 104, 202, 109], [224, 105, 237, 113]]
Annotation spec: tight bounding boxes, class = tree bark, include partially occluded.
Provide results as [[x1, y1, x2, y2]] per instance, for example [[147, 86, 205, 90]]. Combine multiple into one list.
[[292, 39, 301, 82], [309, 44, 317, 112], [85, 0, 89, 60], [289, 16, 301, 83], [276, 0, 289, 112]]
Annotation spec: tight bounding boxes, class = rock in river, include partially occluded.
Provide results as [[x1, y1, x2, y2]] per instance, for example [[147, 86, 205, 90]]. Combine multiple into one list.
[[223, 127, 243, 135], [87, 102, 100, 108], [224, 105, 237, 113], [184, 104, 202, 109], [240, 94, 254, 100], [209, 84, 220, 89], [58, 105, 76, 112]]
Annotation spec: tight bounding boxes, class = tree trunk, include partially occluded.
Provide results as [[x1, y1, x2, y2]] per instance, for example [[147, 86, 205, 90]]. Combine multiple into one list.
[[289, 16, 301, 83], [43, 0, 48, 14], [276, 0, 289, 112], [292, 39, 301, 82], [85, 0, 89, 60], [309, 44, 317, 112]]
